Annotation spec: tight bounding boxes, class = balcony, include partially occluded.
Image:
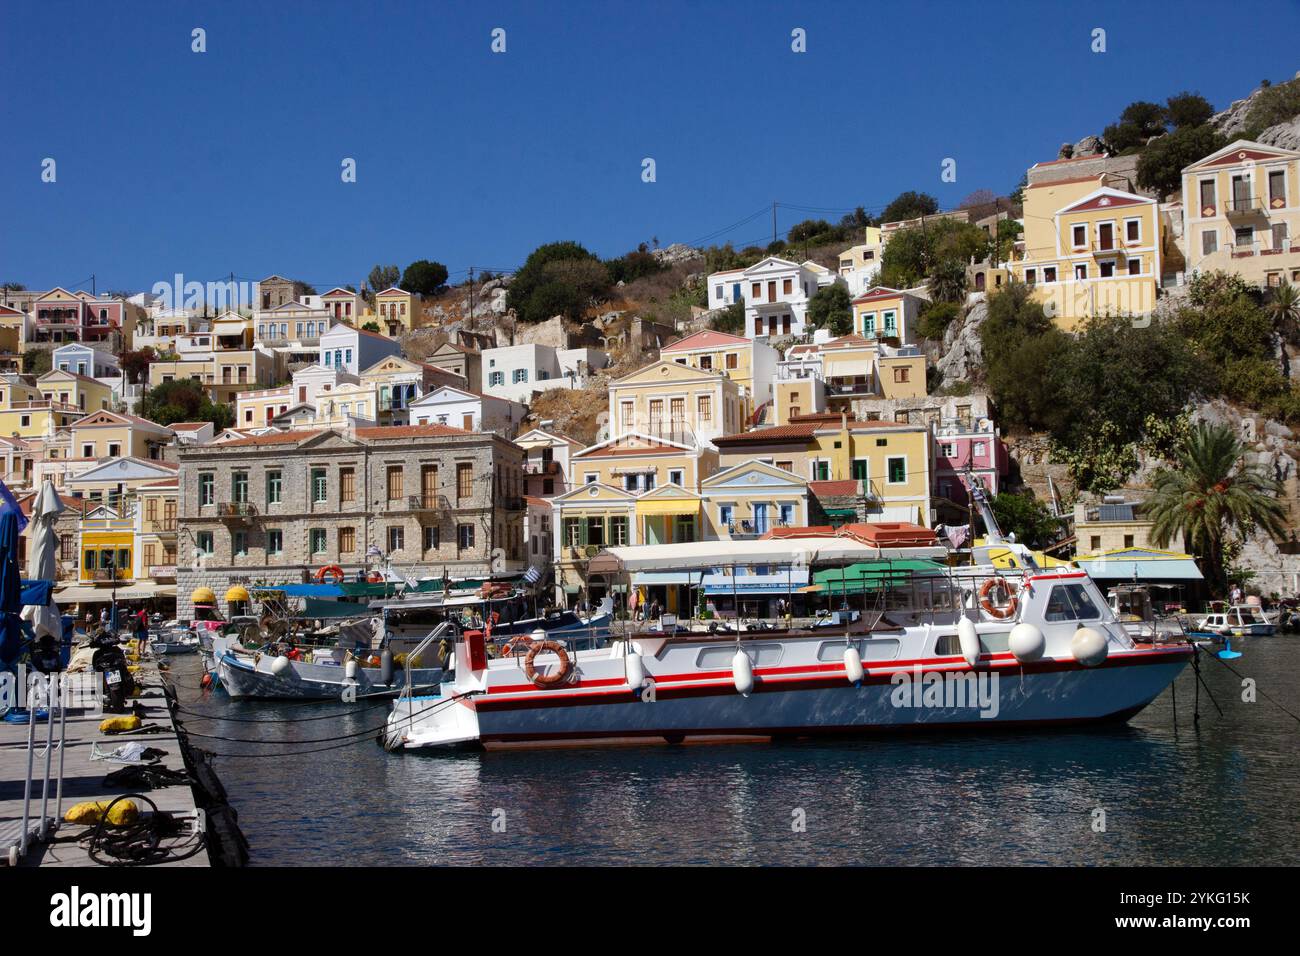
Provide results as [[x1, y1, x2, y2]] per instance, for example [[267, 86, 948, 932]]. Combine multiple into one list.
[[1225, 195, 1266, 218], [146, 518, 177, 532], [217, 501, 258, 520], [523, 460, 560, 476], [405, 494, 448, 515], [85, 569, 134, 583]]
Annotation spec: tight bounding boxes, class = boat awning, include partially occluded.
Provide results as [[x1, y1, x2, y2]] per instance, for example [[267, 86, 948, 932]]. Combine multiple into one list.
[[1075, 556, 1204, 581], [812, 559, 948, 594], [601, 538, 948, 573]]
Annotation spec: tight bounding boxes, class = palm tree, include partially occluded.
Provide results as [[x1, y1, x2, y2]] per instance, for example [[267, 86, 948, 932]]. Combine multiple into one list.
[[1146, 422, 1287, 597], [1268, 281, 1300, 379]]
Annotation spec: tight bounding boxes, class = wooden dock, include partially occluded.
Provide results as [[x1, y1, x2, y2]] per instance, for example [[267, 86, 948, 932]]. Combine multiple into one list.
[[0, 656, 210, 868]]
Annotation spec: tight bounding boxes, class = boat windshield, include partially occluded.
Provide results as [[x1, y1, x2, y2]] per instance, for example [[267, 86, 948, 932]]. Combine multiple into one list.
[[1044, 582, 1103, 622]]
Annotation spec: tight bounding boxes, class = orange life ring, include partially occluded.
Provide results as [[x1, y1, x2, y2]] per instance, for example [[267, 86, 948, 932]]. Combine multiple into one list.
[[315, 565, 345, 584], [979, 577, 1018, 620], [524, 640, 572, 687]]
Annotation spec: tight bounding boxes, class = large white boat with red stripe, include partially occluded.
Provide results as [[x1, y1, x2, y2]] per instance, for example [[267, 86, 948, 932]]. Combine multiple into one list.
[[383, 514, 1192, 752]]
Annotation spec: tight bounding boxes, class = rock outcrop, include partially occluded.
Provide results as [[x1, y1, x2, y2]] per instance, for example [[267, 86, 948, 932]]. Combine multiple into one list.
[[935, 299, 988, 390]]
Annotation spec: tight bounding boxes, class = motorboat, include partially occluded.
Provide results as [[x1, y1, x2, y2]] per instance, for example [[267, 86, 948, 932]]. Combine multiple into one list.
[[1194, 602, 1276, 637]]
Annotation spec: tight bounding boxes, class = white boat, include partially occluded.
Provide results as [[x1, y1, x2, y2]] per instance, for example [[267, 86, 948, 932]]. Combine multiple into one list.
[[384, 482, 1192, 752], [1194, 603, 1276, 637], [216, 641, 444, 701]]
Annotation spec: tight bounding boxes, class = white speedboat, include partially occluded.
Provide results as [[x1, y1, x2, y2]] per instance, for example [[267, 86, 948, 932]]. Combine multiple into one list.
[[1194, 603, 1276, 637]]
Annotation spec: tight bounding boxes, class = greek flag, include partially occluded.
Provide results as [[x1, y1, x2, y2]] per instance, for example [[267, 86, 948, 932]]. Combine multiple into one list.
[[523, 566, 540, 585]]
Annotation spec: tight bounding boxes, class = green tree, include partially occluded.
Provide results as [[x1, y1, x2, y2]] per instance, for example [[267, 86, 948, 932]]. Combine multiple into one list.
[[878, 218, 988, 289], [1136, 125, 1225, 198], [1164, 91, 1215, 130], [979, 282, 1073, 434], [710, 301, 745, 334], [367, 264, 400, 296], [927, 258, 968, 304], [24, 348, 51, 376], [807, 284, 853, 336], [1242, 77, 1300, 140], [606, 248, 666, 285], [1103, 100, 1167, 153], [362, 320, 380, 333], [990, 492, 1062, 550], [1146, 422, 1287, 596], [1267, 282, 1300, 380], [118, 347, 157, 385], [917, 301, 960, 340], [141, 379, 233, 430], [400, 260, 449, 297], [506, 241, 610, 324], [880, 191, 938, 224]]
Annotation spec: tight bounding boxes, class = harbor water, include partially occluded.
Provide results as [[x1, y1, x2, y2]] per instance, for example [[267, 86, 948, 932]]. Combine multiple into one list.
[[171, 639, 1300, 866]]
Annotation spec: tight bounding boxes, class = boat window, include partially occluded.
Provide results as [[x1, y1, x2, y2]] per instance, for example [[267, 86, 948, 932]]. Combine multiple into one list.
[[934, 634, 963, 657], [816, 639, 899, 662], [934, 632, 1010, 656], [1044, 583, 1102, 622], [696, 644, 784, 669]]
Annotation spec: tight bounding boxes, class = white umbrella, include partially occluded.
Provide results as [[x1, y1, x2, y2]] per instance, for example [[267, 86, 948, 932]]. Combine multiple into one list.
[[21, 480, 64, 640]]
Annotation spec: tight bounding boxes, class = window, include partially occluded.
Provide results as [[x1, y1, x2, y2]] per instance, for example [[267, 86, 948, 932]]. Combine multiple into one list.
[[887, 457, 907, 484], [107, 443, 121, 457], [339, 527, 355, 553], [457, 462, 473, 500], [386, 465, 403, 501], [1125, 257, 1141, 275], [512, 368, 528, 384], [1099, 260, 1114, 278], [387, 526, 404, 552], [82, 443, 94, 458], [424, 526, 440, 550], [199, 473, 215, 506], [1043, 583, 1102, 622], [697, 394, 712, 423], [457, 524, 475, 550], [610, 516, 629, 546], [340, 467, 356, 503], [812, 460, 830, 481], [267, 530, 283, 556], [1043, 266, 1057, 283], [623, 474, 640, 492], [232, 531, 248, 557], [1074, 263, 1088, 280], [779, 503, 794, 526], [1269, 169, 1286, 208], [489, 371, 504, 387], [197, 531, 214, 556], [1024, 268, 1037, 285], [311, 468, 328, 503], [1125, 218, 1141, 243], [1090, 535, 1101, 552], [776, 460, 793, 473], [851, 458, 868, 480], [861, 312, 876, 335], [893, 367, 910, 383], [267, 470, 282, 504], [1202, 230, 1218, 255], [1273, 222, 1289, 251], [719, 504, 733, 528], [1123, 534, 1135, 549], [1071, 224, 1087, 248], [232, 471, 248, 503], [669, 469, 684, 486], [725, 352, 738, 370], [1199, 179, 1216, 213], [782, 278, 792, 295], [310, 529, 327, 554]]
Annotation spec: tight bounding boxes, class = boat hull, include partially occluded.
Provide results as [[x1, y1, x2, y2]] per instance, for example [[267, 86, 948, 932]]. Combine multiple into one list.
[[218, 652, 443, 701], [387, 647, 1191, 750]]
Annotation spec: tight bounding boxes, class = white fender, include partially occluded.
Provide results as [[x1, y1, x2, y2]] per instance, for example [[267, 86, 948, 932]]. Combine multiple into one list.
[[1008, 622, 1046, 663], [957, 616, 980, 668], [344, 659, 359, 680], [270, 655, 292, 677], [843, 645, 864, 685], [732, 648, 754, 696], [1071, 627, 1108, 667], [625, 650, 646, 690]]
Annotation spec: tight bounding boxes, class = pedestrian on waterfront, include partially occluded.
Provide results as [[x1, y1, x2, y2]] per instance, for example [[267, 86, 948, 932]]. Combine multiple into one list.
[[1230, 584, 1243, 605], [135, 606, 150, 653], [99, 607, 109, 630]]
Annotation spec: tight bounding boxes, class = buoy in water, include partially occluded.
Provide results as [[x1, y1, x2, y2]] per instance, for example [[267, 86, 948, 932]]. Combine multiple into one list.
[[843, 645, 864, 685], [957, 617, 980, 668], [270, 655, 291, 677], [732, 648, 754, 696], [380, 648, 394, 684], [344, 659, 359, 681], [1070, 627, 1108, 667], [1008, 622, 1046, 663]]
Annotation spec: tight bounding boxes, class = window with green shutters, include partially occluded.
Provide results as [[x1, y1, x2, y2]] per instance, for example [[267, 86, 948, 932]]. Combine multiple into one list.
[[232, 471, 248, 504], [887, 457, 907, 483], [311, 468, 327, 503], [199, 473, 214, 506], [266, 470, 282, 505]]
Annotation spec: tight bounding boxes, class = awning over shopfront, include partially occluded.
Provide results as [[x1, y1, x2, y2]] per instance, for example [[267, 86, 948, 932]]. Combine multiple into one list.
[[633, 500, 701, 517], [602, 537, 948, 573], [631, 568, 812, 593], [1075, 548, 1204, 582], [54, 581, 175, 603], [811, 559, 948, 594]]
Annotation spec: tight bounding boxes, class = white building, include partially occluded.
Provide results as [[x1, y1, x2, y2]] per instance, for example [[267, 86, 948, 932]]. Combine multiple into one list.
[[480, 343, 608, 403], [408, 384, 527, 436], [319, 322, 402, 376], [705, 256, 844, 340]]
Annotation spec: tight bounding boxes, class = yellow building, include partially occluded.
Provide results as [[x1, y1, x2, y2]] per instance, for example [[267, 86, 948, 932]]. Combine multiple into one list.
[[659, 329, 779, 419], [211, 349, 277, 405], [236, 385, 293, 430], [699, 459, 810, 539], [607, 358, 744, 446], [79, 511, 136, 584], [850, 287, 922, 344], [838, 226, 884, 275], [37, 370, 113, 414], [569, 433, 718, 492], [0, 401, 81, 440], [818, 334, 927, 404], [714, 415, 932, 525], [137, 477, 179, 584], [69, 410, 173, 461], [373, 287, 417, 337], [1181, 139, 1300, 287], [1012, 176, 1162, 329]]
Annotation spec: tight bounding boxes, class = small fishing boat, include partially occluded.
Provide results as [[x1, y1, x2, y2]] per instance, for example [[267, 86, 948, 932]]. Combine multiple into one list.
[[1194, 602, 1276, 637], [215, 641, 444, 701]]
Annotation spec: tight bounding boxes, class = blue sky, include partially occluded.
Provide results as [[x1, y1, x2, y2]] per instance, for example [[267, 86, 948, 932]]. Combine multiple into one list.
[[2, 0, 1298, 295]]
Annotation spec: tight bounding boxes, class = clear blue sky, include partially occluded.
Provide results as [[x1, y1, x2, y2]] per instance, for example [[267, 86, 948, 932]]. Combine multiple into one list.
[[2, 0, 1298, 295]]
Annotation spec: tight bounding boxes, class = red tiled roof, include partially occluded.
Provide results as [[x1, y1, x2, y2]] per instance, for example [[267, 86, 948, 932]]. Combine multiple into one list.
[[714, 422, 819, 445], [356, 424, 470, 440], [662, 330, 750, 351], [1025, 174, 1104, 189], [523, 495, 552, 508], [808, 479, 859, 496], [168, 422, 210, 431]]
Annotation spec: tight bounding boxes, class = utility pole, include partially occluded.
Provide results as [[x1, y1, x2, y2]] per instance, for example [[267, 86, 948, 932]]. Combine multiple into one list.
[[468, 266, 475, 323], [772, 202, 777, 245], [91, 274, 96, 296]]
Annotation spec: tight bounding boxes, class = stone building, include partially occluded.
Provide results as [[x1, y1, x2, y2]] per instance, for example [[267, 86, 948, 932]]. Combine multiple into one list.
[[175, 423, 527, 618]]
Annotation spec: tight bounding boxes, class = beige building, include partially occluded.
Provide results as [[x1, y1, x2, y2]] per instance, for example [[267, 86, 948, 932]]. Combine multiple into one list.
[[1074, 499, 1155, 556]]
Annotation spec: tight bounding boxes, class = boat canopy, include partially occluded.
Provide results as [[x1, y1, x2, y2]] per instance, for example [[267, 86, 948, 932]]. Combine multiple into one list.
[[596, 538, 948, 573], [812, 560, 949, 594]]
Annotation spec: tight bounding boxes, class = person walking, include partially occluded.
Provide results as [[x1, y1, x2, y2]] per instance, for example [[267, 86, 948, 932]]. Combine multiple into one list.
[[135, 606, 150, 653]]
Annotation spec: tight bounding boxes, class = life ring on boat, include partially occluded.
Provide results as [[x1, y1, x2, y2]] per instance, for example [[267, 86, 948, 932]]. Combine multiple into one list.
[[523, 640, 572, 687], [315, 565, 345, 584], [978, 577, 1018, 620], [367, 571, 384, 584]]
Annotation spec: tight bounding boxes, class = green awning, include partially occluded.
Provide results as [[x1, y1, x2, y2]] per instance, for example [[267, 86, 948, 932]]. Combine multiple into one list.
[[812, 560, 948, 594], [823, 508, 858, 517]]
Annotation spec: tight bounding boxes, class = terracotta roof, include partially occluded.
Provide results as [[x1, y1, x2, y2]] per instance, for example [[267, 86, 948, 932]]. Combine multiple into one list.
[[355, 424, 471, 440], [168, 422, 210, 431], [662, 330, 750, 352], [808, 479, 859, 496], [714, 422, 819, 445], [1025, 175, 1104, 190], [16, 491, 87, 516], [1030, 154, 1105, 169], [523, 496, 552, 508], [139, 478, 179, 488]]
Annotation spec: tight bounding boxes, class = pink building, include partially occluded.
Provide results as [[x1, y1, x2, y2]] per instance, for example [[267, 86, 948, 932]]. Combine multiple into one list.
[[29, 288, 130, 346], [932, 416, 1010, 510]]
